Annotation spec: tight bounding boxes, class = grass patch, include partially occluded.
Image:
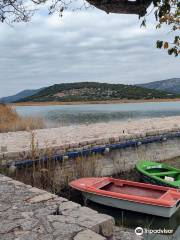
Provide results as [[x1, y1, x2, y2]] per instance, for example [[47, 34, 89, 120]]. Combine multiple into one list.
[[0, 104, 44, 133]]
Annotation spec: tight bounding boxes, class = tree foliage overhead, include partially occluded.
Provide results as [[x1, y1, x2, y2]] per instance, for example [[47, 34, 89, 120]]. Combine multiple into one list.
[[0, 0, 32, 23], [0, 0, 179, 56], [0, 0, 69, 23], [153, 0, 179, 56]]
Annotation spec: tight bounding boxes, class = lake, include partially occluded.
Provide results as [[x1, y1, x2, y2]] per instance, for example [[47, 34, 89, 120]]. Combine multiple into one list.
[[15, 101, 180, 127]]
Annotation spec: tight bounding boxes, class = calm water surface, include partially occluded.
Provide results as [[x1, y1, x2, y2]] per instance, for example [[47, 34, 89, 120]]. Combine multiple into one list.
[[15, 101, 180, 126], [88, 202, 180, 240]]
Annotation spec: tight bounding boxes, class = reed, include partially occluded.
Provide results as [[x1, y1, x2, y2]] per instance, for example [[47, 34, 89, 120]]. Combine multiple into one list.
[[0, 104, 44, 133], [4, 132, 103, 197]]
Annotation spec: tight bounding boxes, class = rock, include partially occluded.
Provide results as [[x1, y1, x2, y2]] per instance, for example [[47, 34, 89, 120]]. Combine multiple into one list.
[[0, 220, 21, 234], [0, 203, 11, 212], [38, 218, 53, 234], [114, 226, 144, 240], [26, 193, 55, 203], [68, 207, 114, 237], [74, 229, 106, 240], [58, 201, 81, 213], [52, 222, 83, 238], [14, 231, 38, 240], [1, 146, 7, 153], [0, 233, 14, 240], [20, 218, 39, 231], [0, 176, 12, 182], [79, 141, 88, 146], [8, 179, 24, 186], [34, 207, 54, 218], [29, 187, 47, 194], [47, 215, 77, 225], [109, 137, 115, 143], [0, 174, 114, 240]]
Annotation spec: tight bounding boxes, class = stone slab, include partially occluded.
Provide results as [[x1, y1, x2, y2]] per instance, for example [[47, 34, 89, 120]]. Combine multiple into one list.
[[0, 174, 114, 240]]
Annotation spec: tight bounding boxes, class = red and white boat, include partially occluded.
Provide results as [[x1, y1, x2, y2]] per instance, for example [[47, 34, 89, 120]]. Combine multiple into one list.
[[69, 177, 180, 218]]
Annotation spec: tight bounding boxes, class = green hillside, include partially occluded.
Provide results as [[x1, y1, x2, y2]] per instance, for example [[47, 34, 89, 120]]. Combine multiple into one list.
[[17, 82, 179, 102]]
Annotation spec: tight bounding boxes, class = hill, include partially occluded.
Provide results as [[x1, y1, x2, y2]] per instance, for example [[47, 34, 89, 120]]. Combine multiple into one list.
[[0, 88, 42, 103], [137, 78, 180, 94], [17, 82, 178, 103]]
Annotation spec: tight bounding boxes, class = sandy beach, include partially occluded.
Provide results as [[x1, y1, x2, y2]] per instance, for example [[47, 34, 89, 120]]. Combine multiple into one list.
[[1, 116, 180, 154]]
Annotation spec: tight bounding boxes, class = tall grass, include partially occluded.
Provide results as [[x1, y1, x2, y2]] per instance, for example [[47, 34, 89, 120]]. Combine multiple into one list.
[[3, 131, 102, 197], [0, 104, 44, 133], [9, 153, 102, 195]]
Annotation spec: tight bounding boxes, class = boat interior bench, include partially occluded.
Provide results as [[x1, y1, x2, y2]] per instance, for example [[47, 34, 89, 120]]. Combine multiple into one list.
[[150, 171, 179, 176], [151, 171, 180, 182]]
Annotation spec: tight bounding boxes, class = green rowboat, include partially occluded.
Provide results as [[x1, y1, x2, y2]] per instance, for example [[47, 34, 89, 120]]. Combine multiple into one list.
[[136, 161, 180, 189]]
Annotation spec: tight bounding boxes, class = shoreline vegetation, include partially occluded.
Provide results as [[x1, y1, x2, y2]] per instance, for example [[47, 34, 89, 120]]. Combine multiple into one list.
[[11, 98, 180, 106], [0, 104, 44, 133]]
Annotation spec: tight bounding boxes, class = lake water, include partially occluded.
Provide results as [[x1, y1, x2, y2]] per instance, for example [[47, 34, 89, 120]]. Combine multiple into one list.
[[88, 202, 180, 240], [15, 101, 180, 126]]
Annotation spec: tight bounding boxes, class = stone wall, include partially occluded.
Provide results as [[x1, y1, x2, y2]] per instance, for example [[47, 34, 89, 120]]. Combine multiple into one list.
[[1, 127, 180, 166], [98, 138, 180, 176], [50, 137, 180, 187], [0, 174, 114, 240], [2, 131, 180, 189]]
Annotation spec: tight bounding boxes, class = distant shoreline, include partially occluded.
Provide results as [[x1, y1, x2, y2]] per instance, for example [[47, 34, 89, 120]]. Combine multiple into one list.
[[10, 98, 180, 106]]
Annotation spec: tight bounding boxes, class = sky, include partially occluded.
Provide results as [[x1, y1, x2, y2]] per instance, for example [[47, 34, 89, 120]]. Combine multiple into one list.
[[0, 1, 179, 97]]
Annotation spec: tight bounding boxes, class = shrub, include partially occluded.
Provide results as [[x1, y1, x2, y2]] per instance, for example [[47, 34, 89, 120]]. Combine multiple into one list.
[[0, 104, 44, 133]]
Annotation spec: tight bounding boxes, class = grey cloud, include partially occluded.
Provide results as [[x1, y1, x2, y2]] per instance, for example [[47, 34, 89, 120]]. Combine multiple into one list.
[[0, 7, 179, 97]]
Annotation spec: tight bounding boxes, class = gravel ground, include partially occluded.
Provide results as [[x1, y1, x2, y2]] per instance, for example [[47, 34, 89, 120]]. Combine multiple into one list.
[[1, 116, 180, 153]]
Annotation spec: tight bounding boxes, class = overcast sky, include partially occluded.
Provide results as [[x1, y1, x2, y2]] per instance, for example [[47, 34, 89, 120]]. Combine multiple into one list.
[[0, 2, 179, 97]]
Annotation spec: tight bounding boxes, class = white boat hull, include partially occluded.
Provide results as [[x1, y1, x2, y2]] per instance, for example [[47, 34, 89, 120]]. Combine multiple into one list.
[[83, 192, 180, 218]]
